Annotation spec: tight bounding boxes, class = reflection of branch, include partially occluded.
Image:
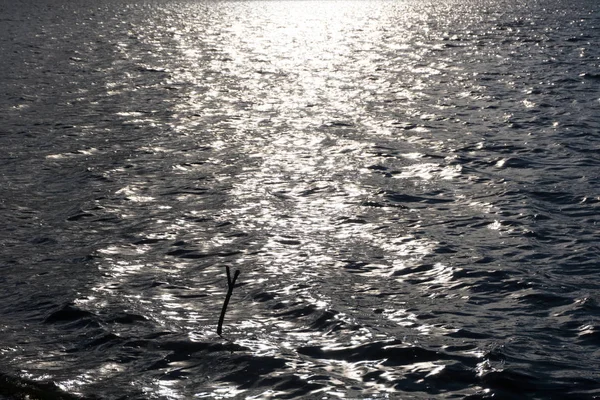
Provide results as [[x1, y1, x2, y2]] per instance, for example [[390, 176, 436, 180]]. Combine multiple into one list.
[[217, 266, 241, 336]]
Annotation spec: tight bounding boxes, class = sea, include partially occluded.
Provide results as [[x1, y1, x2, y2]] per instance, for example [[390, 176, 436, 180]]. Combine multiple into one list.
[[0, 0, 599, 398]]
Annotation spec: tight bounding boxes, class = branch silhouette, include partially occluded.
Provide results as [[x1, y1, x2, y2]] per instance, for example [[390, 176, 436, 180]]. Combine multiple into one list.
[[217, 266, 240, 336]]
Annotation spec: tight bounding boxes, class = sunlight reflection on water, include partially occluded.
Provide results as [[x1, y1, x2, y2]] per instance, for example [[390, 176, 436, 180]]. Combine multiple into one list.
[[2, 0, 599, 398]]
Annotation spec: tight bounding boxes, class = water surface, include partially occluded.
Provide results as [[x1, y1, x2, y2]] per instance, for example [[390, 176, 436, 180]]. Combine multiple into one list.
[[1, 0, 599, 398]]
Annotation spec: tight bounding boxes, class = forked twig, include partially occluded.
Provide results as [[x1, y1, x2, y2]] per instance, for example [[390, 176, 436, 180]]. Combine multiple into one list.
[[217, 266, 240, 336]]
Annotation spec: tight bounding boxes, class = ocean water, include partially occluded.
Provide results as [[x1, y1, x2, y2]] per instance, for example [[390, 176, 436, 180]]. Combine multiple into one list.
[[1, 0, 599, 398]]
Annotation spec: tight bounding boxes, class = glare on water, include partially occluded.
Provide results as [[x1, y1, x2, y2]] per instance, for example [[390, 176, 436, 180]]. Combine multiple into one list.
[[0, 0, 599, 398]]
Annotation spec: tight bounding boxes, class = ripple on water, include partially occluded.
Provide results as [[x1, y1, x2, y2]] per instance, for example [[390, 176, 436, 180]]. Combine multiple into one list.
[[1, 0, 600, 398]]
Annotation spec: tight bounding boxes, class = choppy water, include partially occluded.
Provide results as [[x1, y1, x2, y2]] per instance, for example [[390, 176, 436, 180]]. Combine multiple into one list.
[[1, 0, 599, 398]]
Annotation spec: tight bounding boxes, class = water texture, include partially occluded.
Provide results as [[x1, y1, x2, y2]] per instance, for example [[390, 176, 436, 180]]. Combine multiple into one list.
[[0, 0, 599, 398]]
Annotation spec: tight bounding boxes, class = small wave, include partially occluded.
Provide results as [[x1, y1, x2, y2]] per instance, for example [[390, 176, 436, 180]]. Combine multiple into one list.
[[166, 248, 243, 259], [580, 72, 600, 81], [0, 372, 97, 400], [44, 303, 100, 328], [298, 340, 447, 365], [517, 292, 574, 309], [385, 192, 453, 205]]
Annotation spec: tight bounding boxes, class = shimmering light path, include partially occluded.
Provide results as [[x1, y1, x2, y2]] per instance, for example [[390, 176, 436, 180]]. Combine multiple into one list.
[[0, 0, 599, 398]]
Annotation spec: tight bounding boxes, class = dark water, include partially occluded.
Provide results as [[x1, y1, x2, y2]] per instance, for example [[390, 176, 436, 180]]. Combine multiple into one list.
[[1, 0, 599, 398]]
